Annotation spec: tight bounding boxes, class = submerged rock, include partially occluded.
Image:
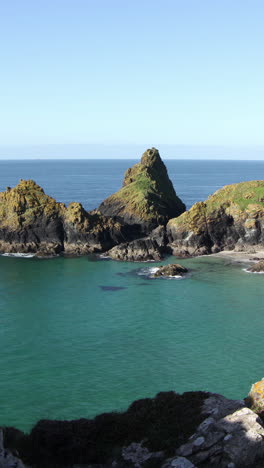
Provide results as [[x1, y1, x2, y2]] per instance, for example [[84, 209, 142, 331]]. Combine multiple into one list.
[[167, 180, 264, 256], [153, 263, 188, 277], [247, 260, 264, 273], [98, 147, 186, 233]]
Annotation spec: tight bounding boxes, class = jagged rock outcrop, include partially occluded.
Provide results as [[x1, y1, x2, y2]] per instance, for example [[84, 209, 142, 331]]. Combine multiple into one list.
[[176, 398, 264, 467], [167, 180, 264, 256], [5, 390, 264, 468], [0, 150, 185, 257], [106, 237, 163, 261], [153, 263, 188, 277], [98, 147, 186, 234], [0, 180, 135, 256], [0, 179, 65, 255]]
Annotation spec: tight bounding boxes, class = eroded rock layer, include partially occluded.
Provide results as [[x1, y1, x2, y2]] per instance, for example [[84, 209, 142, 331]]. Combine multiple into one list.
[[167, 180, 264, 256], [98, 147, 186, 233]]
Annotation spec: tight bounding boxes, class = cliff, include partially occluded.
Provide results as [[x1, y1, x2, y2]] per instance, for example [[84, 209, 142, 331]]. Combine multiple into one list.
[[0, 149, 185, 257], [0, 180, 130, 256], [2, 381, 264, 467], [167, 180, 264, 256], [98, 147, 186, 233]]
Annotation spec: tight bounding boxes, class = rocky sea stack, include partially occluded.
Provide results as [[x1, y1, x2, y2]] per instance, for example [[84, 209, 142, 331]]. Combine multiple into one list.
[[153, 263, 188, 277], [167, 180, 264, 256], [98, 147, 186, 233], [0, 149, 186, 258]]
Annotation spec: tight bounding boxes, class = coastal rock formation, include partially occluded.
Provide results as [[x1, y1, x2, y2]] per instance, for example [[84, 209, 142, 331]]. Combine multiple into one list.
[[0, 180, 134, 256], [248, 378, 264, 410], [106, 237, 163, 261], [98, 147, 186, 233], [0, 179, 64, 255], [167, 180, 264, 256], [0, 150, 185, 257], [153, 263, 188, 277], [4, 389, 264, 467], [247, 260, 264, 273]]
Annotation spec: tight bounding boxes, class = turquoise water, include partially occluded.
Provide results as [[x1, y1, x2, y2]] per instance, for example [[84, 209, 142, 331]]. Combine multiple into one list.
[[0, 253, 264, 431], [1, 159, 264, 432]]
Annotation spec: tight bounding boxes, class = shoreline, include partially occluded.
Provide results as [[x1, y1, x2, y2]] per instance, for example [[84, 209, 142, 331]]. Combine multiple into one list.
[[209, 248, 264, 263]]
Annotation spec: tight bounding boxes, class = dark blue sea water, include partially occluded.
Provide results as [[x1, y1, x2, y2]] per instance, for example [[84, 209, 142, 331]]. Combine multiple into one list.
[[0, 159, 264, 431]]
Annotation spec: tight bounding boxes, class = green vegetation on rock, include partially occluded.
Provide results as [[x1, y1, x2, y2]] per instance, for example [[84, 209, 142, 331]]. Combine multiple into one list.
[[0, 179, 64, 229], [98, 148, 186, 228]]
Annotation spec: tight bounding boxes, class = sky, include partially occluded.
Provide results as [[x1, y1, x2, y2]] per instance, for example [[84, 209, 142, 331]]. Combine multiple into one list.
[[0, 0, 264, 159]]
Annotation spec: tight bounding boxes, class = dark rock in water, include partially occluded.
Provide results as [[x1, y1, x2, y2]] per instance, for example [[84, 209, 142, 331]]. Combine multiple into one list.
[[0, 180, 136, 256], [98, 147, 186, 234], [167, 180, 264, 257], [153, 263, 188, 277], [106, 237, 164, 262], [0, 150, 185, 258], [99, 285, 127, 291], [247, 260, 264, 272]]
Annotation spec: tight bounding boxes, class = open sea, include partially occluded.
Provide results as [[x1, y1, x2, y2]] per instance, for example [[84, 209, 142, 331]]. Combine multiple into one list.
[[1, 158, 264, 432]]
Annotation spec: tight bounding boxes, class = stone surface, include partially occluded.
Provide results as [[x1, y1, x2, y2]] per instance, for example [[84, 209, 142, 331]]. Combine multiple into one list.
[[121, 442, 163, 467], [0, 429, 25, 468], [162, 456, 196, 468], [247, 260, 264, 272], [248, 377, 264, 410], [167, 180, 264, 256], [176, 394, 264, 467], [153, 263, 188, 277], [0, 180, 137, 256], [98, 147, 186, 233], [106, 237, 163, 261]]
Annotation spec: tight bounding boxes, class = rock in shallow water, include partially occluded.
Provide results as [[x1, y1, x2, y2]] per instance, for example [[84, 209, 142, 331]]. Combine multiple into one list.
[[153, 263, 188, 277], [247, 260, 264, 272]]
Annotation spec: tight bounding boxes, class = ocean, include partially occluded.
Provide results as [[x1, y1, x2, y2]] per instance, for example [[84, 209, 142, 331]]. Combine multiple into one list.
[[0, 158, 264, 432]]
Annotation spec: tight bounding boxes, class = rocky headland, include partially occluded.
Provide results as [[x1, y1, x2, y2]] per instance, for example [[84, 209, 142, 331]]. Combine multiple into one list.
[[167, 181, 264, 258], [0, 148, 184, 259], [0, 148, 264, 261], [2, 380, 264, 468]]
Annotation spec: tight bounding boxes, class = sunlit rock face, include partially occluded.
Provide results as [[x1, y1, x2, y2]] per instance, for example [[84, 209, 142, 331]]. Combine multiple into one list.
[[167, 180, 264, 256], [98, 147, 186, 233]]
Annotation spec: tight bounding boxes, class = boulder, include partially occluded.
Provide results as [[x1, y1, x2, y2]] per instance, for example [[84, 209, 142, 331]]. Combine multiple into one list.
[[153, 263, 188, 277], [248, 378, 264, 410], [175, 394, 264, 467], [247, 260, 264, 273], [106, 237, 163, 261]]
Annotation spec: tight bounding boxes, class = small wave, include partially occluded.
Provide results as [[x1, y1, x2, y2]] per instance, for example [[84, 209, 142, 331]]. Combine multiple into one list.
[[138, 266, 186, 279], [1, 252, 35, 258], [138, 266, 160, 276]]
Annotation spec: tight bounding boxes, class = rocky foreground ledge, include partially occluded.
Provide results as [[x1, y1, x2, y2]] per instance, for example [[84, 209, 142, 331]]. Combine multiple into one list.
[[2, 380, 264, 468], [0, 148, 264, 260]]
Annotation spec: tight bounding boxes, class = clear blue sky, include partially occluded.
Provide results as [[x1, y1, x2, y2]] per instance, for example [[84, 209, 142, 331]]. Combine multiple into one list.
[[0, 0, 264, 158]]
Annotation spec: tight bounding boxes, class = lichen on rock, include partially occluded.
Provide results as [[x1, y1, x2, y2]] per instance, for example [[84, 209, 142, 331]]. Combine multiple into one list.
[[167, 180, 264, 256], [98, 147, 186, 232]]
